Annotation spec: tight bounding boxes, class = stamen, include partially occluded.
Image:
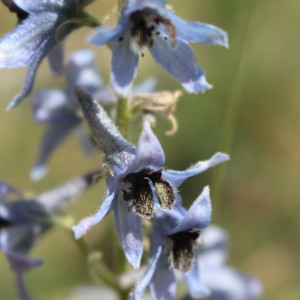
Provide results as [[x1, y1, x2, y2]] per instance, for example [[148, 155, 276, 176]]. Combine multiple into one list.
[[168, 229, 200, 272], [121, 174, 154, 219], [154, 179, 175, 209], [129, 7, 176, 51], [120, 169, 175, 218]]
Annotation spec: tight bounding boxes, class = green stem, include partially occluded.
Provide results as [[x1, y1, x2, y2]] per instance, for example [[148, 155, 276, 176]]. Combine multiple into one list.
[[212, 1, 260, 210], [72, 232, 90, 258], [86, 15, 101, 28], [131, 102, 144, 115], [66, 228, 123, 294], [81, 11, 101, 28], [116, 97, 131, 138], [88, 252, 132, 297], [88, 252, 121, 292]]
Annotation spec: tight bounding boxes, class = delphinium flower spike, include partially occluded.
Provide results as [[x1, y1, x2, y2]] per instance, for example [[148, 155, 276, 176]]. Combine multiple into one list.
[[0, 170, 99, 300], [72, 87, 229, 269], [88, 0, 228, 96], [132, 186, 212, 300], [0, 0, 98, 109]]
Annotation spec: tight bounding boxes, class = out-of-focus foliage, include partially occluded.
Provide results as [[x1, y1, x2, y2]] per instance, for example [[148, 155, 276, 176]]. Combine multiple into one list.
[[0, 0, 300, 299]]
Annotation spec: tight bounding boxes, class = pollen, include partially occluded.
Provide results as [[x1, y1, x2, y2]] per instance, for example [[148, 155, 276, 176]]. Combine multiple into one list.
[[168, 229, 200, 272], [120, 169, 176, 219], [129, 7, 176, 53]]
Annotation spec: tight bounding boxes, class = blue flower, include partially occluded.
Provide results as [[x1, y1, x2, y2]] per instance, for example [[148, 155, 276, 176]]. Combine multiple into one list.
[[30, 49, 155, 181], [88, 0, 228, 97], [72, 87, 229, 269], [0, 181, 46, 300], [184, 226, 263, 300], [0, 171, 98, 300], [30, 49, 116, 181], [0, 0, 97, 109], [132, 187, 212, 300]]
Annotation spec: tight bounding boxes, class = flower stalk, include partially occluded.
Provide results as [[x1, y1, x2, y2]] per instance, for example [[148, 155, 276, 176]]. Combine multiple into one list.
[[116, 97, 131, 139]]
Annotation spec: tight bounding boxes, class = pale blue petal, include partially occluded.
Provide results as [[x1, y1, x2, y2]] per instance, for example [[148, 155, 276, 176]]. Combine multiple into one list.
[[181, 75, 212, 94], [1, 231, 43, 272], [0, 13, 57, 68], [114, 196, 143, 269], [93, 88, 117, 109], [2, 9, 86, 109], [31, 89, 71, 123], [203, 267, 263, 300], [132, 245, 162, 300], [16, 272, 31, 300], [13, 0, 66, 13], [30, 166, 48, 182], [87, 25, 123, 46], [126, 121, 164, 173], [126, 0, 166, 12], [47, 43, 64, 75], [149, 252, 176, 300], [31, 113, 81, 181], [72, 192, 115, 239], [169, 187, 211, 234], [6, 37, 53, 110], [151, 195, 187, 238], [199, 226, 230, 268], [66, 49, 103, 93], [157, 195, 186, 221], [197, 226, 263, 300], [35, 170, 99, 212], [111, 35, 139, 97], [162, 152, 229, 187], [3, 223, 45, 254], [4, 247, 43, 273], [149, 36, 211, 93], [35, 171, 92, 210], [184, 264, 211, 299], [167, 14, 229, 48]]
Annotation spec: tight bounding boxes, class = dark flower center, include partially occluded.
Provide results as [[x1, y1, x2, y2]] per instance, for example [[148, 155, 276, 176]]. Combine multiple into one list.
[[121, 169, 175, 219], [129, 7, 176, 50], [168, 229, 200, 272], [2, 0, 29, 23]]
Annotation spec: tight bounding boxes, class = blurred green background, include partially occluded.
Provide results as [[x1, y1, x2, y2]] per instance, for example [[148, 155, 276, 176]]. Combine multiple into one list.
[[1, 0, 300, 299]]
